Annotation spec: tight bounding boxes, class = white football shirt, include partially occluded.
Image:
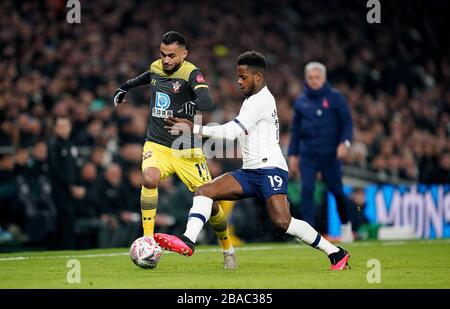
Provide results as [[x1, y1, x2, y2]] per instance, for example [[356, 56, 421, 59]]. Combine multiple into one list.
[[233, 86, 288, 171], [195, 86, 288, 171]]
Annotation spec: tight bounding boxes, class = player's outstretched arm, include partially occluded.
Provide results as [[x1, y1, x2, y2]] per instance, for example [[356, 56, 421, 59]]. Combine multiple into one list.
[[164, 116, 243, 140], [114, 71, 151, 107], [194, 120, 243, 140]]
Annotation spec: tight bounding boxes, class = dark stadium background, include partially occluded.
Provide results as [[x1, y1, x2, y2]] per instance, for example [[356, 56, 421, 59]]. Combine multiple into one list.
[[0, 0, 449, 251]]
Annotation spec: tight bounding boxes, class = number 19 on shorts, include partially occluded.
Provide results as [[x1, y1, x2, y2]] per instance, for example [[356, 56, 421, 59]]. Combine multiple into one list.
[[268, 175, 283, 189]]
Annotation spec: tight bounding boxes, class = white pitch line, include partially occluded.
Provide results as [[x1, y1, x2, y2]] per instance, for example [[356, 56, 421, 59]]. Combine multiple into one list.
[[1, 239, 449, 262], [381, 241, 407, 246], [0, 252, 129, 261], [0, 256, 30, 261], [0, 245, 301, 262]]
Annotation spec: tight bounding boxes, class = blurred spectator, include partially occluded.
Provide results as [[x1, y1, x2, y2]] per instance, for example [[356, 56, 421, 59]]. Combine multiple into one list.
[[155, 177, 195, 238], [348, 187, 370, 240], [27, 141, 56, 246], [123, 167, 144, 217], [0, 154, 17, 233], [74, 162, 103, 249], [98, 163, 140, 248], [48, 116, 84, 249], [435, 153, 450, 184]]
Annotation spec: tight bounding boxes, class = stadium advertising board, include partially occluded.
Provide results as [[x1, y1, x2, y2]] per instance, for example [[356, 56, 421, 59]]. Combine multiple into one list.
[[328, 185, 450, 239]]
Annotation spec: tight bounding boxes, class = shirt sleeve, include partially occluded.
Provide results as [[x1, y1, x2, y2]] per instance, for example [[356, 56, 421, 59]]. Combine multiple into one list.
[[194, 96, 267, 140], [194, 121, 244, 140], [120, 71, 151, 91], [189, 69, 214, 111], [234, 97, 267, 132]]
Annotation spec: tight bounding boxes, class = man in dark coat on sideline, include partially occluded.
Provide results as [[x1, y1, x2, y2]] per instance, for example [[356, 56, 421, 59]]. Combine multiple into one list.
[[288, 62, 354, 242]]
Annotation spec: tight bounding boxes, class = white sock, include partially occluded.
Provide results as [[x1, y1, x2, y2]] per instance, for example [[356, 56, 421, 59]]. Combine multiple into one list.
[[183, 196, 213, 243], [223, 247, 235, 254], [286, 218, 339, 255], [341, 222, 352, 234]]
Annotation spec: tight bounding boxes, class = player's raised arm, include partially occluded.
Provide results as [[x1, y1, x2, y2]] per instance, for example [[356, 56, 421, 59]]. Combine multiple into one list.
[[113, 70, 151, 107]]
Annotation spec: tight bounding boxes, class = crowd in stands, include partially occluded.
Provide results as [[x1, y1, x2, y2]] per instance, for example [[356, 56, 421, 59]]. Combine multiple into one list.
[[1, 0, 449, 248]]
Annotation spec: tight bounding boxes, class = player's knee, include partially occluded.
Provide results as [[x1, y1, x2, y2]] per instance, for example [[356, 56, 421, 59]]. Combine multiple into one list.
[[194, 185, 214, 199], [142, 169, 160, 189], [272, 217, 290, 233]]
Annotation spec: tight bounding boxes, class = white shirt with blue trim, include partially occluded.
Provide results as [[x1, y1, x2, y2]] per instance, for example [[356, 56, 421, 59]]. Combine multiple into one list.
[[194, 86, 288, 171]]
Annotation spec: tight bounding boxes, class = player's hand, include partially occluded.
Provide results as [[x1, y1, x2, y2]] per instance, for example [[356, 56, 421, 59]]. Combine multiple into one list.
[[113, 88, 127, 107], [164, 116, 193, 134], [177, 101, 197, 116], [337, 143, 349, 160]]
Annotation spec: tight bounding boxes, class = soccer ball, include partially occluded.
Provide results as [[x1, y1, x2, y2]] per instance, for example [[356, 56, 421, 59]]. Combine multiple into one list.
[[130, 236, 163, 269]]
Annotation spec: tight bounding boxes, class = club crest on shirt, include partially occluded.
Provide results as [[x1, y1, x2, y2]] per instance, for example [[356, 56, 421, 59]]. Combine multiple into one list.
[[322, 98, 329, 108], [196, 74, 206, 83], [171, 81, 181, 93]]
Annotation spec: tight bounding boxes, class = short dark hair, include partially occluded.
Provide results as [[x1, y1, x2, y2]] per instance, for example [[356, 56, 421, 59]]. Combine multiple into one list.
[[161, 31, 188, 48], [237, 51, 267, 73]]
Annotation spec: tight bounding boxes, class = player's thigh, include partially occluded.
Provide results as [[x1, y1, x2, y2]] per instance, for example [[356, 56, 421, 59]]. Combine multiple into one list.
[[141, 142, 174, 182], [258, 168, 291, 229], [197, 173, 246, 201], [172, 155, 212, 192], [173, 155, 244, 199]]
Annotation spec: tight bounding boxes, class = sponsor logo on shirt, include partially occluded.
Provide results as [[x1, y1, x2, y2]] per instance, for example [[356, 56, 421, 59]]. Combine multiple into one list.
[[152, 108, 173, 119], [153, 92, 173, 118]]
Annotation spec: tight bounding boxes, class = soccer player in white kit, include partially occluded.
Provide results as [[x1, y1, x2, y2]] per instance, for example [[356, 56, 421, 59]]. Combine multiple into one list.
[[156, 51, 350, 270]]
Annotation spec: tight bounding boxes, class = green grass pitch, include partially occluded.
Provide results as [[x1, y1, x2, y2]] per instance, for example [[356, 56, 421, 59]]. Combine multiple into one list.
[[1, 239, 449, 288]]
